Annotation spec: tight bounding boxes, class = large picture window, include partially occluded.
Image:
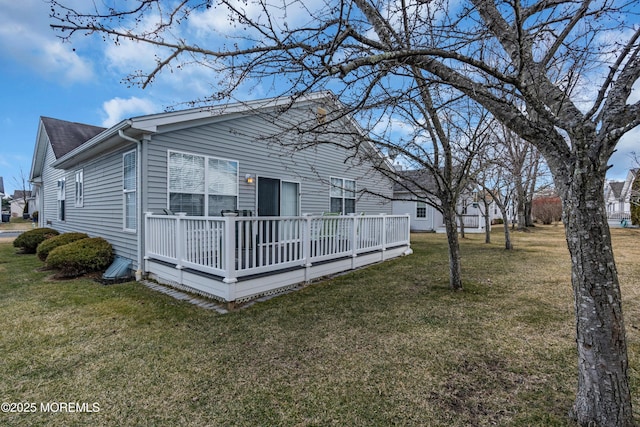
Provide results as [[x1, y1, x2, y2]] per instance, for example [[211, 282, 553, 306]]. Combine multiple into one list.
[[123, 151, 136, 231], [168, 151, 238, 216], [330, 177, 356, 214]]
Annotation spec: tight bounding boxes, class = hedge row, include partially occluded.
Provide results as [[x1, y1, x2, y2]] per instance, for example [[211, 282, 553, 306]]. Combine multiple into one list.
[[14, 228, 114, 279]]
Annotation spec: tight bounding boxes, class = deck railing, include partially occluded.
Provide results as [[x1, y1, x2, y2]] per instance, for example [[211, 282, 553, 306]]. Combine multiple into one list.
[[145, 213, 410, 283], [440, 213, 483, 229], [607, 211, 631, 221]]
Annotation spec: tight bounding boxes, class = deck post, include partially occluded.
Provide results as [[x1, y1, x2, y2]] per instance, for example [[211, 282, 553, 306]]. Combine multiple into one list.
[[175, 213, 186, 270], [223, 217, 238, 301], [380, 214, 387, 261], [303, 215, 313, 282], [351, 214, 358, 269], [143, 212, 152, 274]]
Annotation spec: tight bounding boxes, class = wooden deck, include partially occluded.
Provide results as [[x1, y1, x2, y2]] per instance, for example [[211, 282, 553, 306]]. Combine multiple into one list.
[[144, 213, 412, 303]]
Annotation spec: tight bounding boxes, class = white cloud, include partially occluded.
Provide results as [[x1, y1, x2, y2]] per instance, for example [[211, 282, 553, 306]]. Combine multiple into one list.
[[101, 97, 158, 127], [0, 1, 94, 83]]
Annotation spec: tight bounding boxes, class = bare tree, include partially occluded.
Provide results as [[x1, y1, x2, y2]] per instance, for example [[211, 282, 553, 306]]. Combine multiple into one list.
[[474, 150, 515, 248], [50, 0, 640, 424], [12, 169, 31, 217]]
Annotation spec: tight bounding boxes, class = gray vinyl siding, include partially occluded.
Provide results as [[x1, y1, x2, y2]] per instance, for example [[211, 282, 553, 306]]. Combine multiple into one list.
[[41, 140, 139, 266], [41, 142, 64, 227], [145, 110, 393, 215]]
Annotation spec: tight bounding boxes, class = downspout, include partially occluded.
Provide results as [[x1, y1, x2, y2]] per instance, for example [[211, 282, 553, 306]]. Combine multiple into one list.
[[118, 130, 144, 280]]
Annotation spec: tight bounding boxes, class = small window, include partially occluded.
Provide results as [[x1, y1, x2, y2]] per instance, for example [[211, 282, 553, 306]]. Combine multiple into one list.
[[57, 178, 65, 221], [416, 201, 427, 218], [123, 151, 136, 231], [75, 169, 84, 207], [330, 177, 356, 214]]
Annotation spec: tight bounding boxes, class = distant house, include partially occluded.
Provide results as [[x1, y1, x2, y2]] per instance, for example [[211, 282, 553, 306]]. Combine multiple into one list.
[[391, 169, 497, 233], [29, 92, 411, 303], [10, 190, 33, 218], [604, 169, 637, 226]]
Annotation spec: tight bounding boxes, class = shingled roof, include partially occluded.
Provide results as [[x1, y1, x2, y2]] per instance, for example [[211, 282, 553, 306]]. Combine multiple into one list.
[[609, 181, 625, 199], [393, 169, 438, 193], [41, 117, 106, 159]]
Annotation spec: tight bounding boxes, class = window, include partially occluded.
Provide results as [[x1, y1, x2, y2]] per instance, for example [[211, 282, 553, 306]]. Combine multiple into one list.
[[74, 169, 83, 207], [57, 178, 65, 221], [330, 177, 356, 214], [416, 201, 427, 218], [168, 151, 238, 216], [123, 151, 136, 231]]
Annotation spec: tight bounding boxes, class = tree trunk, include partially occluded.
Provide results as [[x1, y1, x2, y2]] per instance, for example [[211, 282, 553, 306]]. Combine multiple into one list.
[[524, 199, 534, 227], [558, 171, 633, 426], [483, 199, 491, 244], [443, 202, 463, 291], [501, 211, 512, 250]]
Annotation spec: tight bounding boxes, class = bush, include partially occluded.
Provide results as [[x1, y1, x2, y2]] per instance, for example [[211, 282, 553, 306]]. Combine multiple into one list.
[[46, 237, 114, 278], [532, 196, 563, 225], [13, 228, 60, 254], [36, 232, 89, 262]]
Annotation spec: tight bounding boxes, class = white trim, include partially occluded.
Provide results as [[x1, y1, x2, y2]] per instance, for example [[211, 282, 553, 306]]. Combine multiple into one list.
[[57, 177, 66, 221], [74, 169, 84, 208], [123, 150, 137, 232]]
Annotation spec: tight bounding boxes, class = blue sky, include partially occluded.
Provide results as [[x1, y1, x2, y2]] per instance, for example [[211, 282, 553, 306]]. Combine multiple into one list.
[[0, 0, 638, 198]]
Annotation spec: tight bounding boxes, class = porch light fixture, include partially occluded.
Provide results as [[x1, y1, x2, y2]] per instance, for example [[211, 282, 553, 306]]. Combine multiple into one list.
[[245, 174, 255, 184]]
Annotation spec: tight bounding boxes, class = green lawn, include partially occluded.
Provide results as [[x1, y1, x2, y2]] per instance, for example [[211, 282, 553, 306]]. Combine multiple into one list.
[[1, 225, 640, 426]]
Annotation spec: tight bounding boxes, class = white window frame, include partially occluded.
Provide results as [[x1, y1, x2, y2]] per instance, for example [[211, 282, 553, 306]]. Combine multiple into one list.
[[330, 177, 356, 214], [168, 150, 239, 216], [416, 200, 427, 218], [74, 169, 84, 207], [123, 150, 137, 232], [57, 177, 65, 221]]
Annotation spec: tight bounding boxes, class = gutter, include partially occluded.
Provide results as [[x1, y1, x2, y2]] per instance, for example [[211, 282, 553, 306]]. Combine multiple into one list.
[[118, 130, 145, 280]]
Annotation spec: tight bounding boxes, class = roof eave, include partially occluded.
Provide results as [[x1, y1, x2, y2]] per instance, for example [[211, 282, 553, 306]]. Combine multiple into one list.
[[52, 120, 136, 169]]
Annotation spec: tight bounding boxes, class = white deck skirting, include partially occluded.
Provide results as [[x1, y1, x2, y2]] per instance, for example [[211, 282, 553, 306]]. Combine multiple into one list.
[[144, 213, 412, 303]]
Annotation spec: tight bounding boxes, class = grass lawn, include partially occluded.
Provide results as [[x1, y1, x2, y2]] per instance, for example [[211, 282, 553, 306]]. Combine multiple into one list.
[[1, 225, 640, 426]]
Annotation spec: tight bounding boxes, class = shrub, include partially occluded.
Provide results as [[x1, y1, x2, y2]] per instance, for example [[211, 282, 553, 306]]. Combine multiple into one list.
[[13, 228, 60, 254], [532, 196, 563, 225], [36, 232, 89, 262], [46, 237, 114, 278]]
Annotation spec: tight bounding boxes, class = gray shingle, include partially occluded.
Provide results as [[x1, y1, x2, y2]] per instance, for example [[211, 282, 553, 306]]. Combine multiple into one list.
[[41, 117, 106, 159]]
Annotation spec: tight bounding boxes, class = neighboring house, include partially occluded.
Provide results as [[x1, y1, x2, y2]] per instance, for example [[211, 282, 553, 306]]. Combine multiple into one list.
[[29, 92, 411, 303], [10, 190, 33, 218], [604, 168, 638, 226], [391, 169, 498, 233]]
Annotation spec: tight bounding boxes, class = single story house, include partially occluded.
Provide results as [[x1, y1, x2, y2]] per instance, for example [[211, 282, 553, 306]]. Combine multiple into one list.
[[10, 190, 34, 219], [29, 92, 411, 303], [604, 168, 637, 226], [392, 169, 499, 233]]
